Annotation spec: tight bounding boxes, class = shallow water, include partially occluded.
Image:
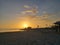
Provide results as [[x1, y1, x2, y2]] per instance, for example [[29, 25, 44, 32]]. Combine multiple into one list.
[[0, 29, 24, 33]]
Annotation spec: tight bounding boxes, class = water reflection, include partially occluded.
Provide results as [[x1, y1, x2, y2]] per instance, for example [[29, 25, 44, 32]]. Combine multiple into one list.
[[0, 29, 24, 33]]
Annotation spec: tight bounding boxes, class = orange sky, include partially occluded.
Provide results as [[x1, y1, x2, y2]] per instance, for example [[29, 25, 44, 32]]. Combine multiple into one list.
[[0, 0, 60, 29]]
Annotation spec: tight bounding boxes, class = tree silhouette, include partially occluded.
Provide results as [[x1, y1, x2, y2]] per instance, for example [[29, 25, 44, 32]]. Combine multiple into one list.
[[54, 21, 60, 32], [54, 21, 60, 26]]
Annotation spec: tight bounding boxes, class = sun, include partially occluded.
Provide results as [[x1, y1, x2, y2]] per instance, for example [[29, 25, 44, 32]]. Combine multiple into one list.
[[23, 24, 29, 28]]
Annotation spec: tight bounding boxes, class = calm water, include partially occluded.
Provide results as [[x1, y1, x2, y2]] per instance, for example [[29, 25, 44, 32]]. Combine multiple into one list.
[[0, 29, 24, 33]]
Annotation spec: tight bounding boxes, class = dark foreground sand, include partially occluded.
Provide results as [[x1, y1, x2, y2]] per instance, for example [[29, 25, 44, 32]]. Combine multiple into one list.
[[0, 31, 60, 45]]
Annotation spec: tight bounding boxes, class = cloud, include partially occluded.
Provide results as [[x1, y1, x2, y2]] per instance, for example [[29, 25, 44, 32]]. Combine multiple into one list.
[[21, 5, 39, 15], [17, 5, 60, 27], [24, 5, 31, 8], [15, 5, 60, 28]]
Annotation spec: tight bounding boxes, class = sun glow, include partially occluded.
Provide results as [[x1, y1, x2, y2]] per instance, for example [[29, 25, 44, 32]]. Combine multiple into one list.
[[23, 23, 29, 28]]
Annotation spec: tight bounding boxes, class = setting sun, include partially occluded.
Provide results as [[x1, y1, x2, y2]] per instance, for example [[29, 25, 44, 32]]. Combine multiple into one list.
[[23, 24, 29, 28]]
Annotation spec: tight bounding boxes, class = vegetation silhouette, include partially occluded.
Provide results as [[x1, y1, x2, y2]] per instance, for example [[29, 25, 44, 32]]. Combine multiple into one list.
[[53, 21, 60, 32], [21, 21, 60, 32]]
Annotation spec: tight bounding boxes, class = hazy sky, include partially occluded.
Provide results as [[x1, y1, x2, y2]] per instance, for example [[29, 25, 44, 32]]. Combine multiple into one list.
[[0, 0, 60, 28]]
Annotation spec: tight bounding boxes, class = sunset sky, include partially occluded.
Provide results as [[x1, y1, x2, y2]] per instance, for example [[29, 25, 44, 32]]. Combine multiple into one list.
[[0, 0, 60, 28]]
